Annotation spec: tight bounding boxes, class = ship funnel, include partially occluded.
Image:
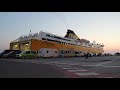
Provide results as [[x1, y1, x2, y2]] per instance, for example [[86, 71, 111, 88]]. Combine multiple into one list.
[[64, 29, 80, 40]]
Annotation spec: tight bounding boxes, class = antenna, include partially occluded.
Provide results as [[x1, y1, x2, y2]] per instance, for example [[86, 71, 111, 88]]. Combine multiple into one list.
[[27, 24, 32, 35], [29, 29, 32, 35], [93, 40, 96, 43]]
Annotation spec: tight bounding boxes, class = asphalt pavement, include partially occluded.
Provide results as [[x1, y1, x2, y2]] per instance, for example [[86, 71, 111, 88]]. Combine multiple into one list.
[[0, 56, 120, 78], [0, 59, 68, 78]]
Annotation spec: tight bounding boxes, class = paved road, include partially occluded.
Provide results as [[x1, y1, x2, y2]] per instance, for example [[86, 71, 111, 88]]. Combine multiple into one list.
[[0, 56, 120, 78], [0, 59, 68, 78]]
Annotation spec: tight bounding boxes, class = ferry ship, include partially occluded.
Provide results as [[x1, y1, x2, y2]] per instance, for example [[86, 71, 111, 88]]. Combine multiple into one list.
[[10, 29, 104, 57]]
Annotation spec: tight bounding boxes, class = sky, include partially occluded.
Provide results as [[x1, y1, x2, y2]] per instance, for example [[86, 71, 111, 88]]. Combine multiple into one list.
[[0, 12, 120, 54]]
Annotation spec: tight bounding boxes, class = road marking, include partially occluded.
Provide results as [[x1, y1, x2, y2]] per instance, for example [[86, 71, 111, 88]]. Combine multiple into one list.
[[81, 65, 120, 68], [81, 65, 99, 66], [97, 77, 114, 78], [62, 67, 78, 70], [68, 64, 79, 65], [96, 58, 119, 66], [54, 62, 65, 64], [75, 72, 99, 76], [102, 65, 120, 67], [67, 69, 87, 72]]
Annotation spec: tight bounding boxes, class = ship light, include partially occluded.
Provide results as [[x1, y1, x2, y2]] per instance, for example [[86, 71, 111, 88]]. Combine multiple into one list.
[[25, 44, 29, 46], [14, 44, 18, 47]]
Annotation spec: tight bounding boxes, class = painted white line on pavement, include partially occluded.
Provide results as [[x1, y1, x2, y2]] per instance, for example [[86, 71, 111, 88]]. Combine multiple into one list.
[[102, 65, 120, 67], [81, 65, 99, 66], [55, 65, 72, 67], [67, 69, 87, 72], [81, 65, 120, 68], [62, 67, 78, 70], [68, 64, 79, 65], [96, 58, 120, 66], [97, 77, 114, 78], [56, 63, 68, 64], [75, 72, 99, 76]]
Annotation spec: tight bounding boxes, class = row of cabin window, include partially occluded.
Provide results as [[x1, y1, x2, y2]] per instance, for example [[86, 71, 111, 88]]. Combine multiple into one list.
[[59, 42, 77, 46], [42, 38, 79, 46], [75, 52, 83, 54], [20, 34, 38, 39], [42, 38, 70, 45], [42, 38, 102, 48], [60, 51, 83, 54], [60, 51, 75, 54], [59, 42, 68, 45], [46, 34, 71, 42]]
